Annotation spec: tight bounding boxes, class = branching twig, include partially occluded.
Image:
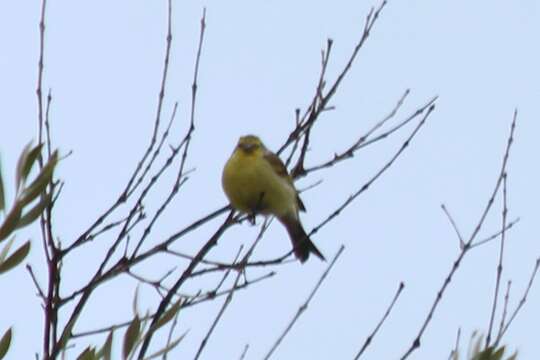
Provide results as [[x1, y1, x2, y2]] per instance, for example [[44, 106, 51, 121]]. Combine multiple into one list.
[[310, 104, 436, 239], [278, 1, 388, 162], [137, 210, 234, 359], [400, 111, 517, 360], [193, 220, 270, 360], [66, 0, 176, 253], [495, 258, 540, 345], [496, 280, 511, 345], [441, 204, 465, 249]]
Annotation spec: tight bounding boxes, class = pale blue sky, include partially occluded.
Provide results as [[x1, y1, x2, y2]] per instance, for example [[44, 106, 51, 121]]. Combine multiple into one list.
[[1, 1, 539, 359]]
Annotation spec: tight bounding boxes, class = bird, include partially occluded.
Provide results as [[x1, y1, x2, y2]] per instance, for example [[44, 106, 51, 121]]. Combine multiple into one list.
[[222, 135, 325, 263]]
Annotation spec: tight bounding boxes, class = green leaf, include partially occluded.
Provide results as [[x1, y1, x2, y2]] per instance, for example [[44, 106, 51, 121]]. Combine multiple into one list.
[[0, 159, 5, 212], [96, 330, 113, 360], [0, 205, 22, 242], [0, 237, 15, 264], [20, 144, 43, 187], [0, 328, 12, 360], [142, 331, 187, 360], [77, 346, 96, 360], [492, 346, 506, 360], [0, 241, 30, 274], [58, 317, 77, 351], [16, 192, 52, 229], [19, 150, 58, 207], [15, 141, 34, 190], [154, 299, 182, 331], [123, 316, 140, 359]]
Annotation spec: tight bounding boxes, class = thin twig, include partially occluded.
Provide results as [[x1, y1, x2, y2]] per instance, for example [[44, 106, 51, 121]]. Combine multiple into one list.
[[48, 3, 179, 356], [193, 219, 270, 360], [278, 1, 388, 158], [26, 265, 46, 299], [495, 258, 540, 344], [302, 91, 427, 177], [163, 311, 181, 360], [486, 173, 508, 347], [264, 245, 345, 360], [137, 211, 234, 359], [36, 0, 47, 154], [441, 204, 465, 249], [185, 272, 275, 308], [447, 328, 461, 360], [399, 111, 517, 360], [66, 0, 177, 253], [496, 280, 511, 345], [354, 282, 405, 359], [238, 344, 249, 360], [469, 217, 519, 249]]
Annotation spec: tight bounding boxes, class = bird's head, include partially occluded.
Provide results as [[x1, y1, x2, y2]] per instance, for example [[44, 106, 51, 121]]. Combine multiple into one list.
[[236, 135, 265, 154]]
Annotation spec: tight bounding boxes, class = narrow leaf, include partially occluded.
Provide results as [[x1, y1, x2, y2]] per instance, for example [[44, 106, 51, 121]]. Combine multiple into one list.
[[492, 346, 505, 360], [0, 237, 15, 263], [19, 150, 58, 207], [0, 205, 22, 242], [21, 144, 43, 185], [77, 346, 96, 360], [15, 141, 33, 190], [154, 299, 182, 331], [96, 330, 113, 360], [0, 241, 31, 274], [143, 331, 188, 360], [0, 328, 12, 360], [16, 192, 52, 229], [58, 317, 77, 350], [123, 316, 140, 359], [0, 160, 5, 212]]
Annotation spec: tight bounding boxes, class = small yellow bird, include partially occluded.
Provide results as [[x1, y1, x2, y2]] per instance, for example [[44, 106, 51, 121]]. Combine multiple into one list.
[[222, 135, 325, 263]]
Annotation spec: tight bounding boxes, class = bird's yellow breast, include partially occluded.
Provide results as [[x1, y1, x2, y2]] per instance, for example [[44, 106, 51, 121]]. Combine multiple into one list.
[[222, 150, 297, 217]]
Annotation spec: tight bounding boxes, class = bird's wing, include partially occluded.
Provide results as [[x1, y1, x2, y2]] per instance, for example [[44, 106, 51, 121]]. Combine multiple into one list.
[[263, 150, 291, 181], [263, 149, 306, 211]]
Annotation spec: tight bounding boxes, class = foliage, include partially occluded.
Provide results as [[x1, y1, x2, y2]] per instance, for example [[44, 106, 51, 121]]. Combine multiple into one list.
[[0, 143, 57, 359], [451, 333, 518, 360]]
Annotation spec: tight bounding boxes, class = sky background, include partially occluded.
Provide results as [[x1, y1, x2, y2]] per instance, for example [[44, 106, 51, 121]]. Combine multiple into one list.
[[1, 0, 539, 359]]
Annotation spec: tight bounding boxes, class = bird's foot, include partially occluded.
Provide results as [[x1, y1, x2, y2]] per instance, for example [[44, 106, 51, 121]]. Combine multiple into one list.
[[247, 213, 256, 225]]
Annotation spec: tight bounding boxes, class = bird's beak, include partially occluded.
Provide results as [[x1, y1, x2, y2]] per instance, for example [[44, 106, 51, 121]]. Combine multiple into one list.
[[238, 143, 257, 152]]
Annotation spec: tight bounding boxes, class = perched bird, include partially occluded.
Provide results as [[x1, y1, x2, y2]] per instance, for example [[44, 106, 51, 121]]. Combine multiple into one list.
[[222, 135, 325, 263]]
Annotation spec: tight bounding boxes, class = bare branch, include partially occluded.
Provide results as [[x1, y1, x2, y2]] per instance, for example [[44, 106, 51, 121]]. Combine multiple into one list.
[[486, 173, 508, 347], [310, 103, 436, 239], [238, 344, 249, 360], [137, 210, 235, 359], [354, 282, 405, 359], [264, 245, 345, 360], [496, 258, 540, 344], [400, 111, 517, 360], [447, 328, 461, 360], [441, 204, 465, 249], [278, 1, 388, 157], [193, 219, 270, 360], [496, 280, 512, 345], [69, 0, 177, 252]]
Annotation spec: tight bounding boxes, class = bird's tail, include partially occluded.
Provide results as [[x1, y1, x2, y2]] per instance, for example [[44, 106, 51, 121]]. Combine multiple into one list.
[[280, 216, 325, 263]]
